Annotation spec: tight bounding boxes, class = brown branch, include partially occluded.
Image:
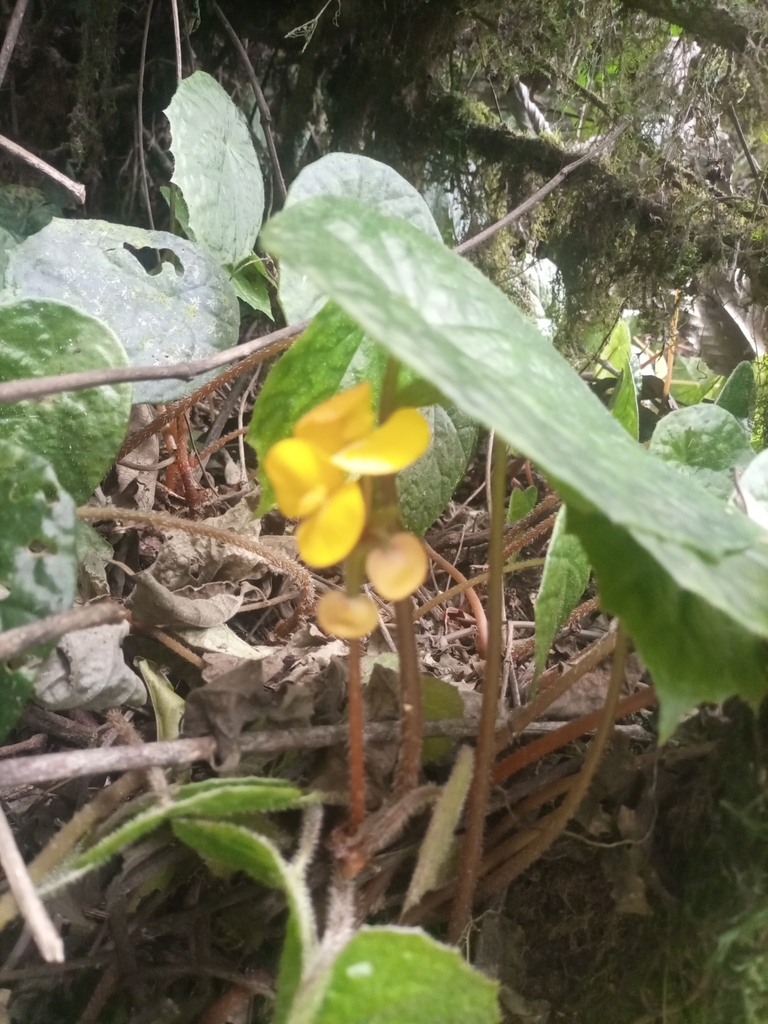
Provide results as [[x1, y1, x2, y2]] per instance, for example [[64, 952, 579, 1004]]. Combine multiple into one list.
[[394, 598, 424, 793], [0, 320, 307, 405], [212, 2, 287, 203], [0, 0, 31, 89], [0, 718, 506, 789], [0, 132, 85, 205], [0, 602, 126, 662], [454, 120, 629, 255]]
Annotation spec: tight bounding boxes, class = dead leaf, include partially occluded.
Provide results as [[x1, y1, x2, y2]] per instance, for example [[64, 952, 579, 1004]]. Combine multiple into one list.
[[114, 404, 159, 509], [33, 620, 146, 711], [127, 573, 245, 628], [542, 653, 643, 719]]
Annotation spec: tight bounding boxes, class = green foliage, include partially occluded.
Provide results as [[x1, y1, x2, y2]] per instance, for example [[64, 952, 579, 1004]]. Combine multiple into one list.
[[533, 506, 591, 680], [507, 484, 538, 522], [165, 71, 265, 266], [0, 300, 131, 503], [262, 196, 768, 734], [717, 361, 756, 428], [0, 218, 240, 405], [309, 927, 499, 1024], [228, 255, 274, 317], [0, 441, 76, 632], [649, 404, 754, 502], [277, 152, 442, 325]]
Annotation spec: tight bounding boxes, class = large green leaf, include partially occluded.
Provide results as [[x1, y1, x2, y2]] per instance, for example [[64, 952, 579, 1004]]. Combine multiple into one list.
[[0, 185, 57, 242], [716, 360, 755, 427], [533, 507, 591, 679], [0, 441, 76, 631], [0, 300, 131, 503], [165, 71, 265, 266], [310, 927, 499, 1024], [0, 664, 35, 740], [1, 218, 240, 404], [278, 153, 441, 325], [649, 404, 754, 503], [262, 197, 768, 730]]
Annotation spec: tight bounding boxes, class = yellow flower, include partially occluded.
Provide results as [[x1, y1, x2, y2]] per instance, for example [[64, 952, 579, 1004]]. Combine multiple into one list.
[[365, 531, 428, 601], [264, 382, 430, 570]]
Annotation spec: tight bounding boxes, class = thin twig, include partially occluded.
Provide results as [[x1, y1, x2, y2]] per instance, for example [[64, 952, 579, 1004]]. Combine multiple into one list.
[[0, 320, 307, 405], [728, 101, 761, 180], [453, 120, 629, 255], [447, 432, 506, 944], [0, 602, 125, 661], [0, 719, 507, 790], [413, 558, 544, 622], [0, 805, 63, 962], [169, 0, 182, 86], [0, 0, 31, 90], [0, 133, 85, 205], [423, 541, 489, 658], [346, 638, 366, 830], [212, 2, 287, 202], [137, 0, 155, 228]]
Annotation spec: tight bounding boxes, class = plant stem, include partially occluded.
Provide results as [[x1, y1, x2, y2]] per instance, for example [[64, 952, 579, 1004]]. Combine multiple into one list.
[[447, 432, 507, 944], [394, 598, 424, 793], [346, 637, 366, 831]]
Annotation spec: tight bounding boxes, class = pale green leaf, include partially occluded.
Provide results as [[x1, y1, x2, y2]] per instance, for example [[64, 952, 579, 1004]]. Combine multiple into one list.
[[1, 218, 240, 404], [165, 71, 265, 265], [137, 658, 185, 742], [403, 745, 474, 913], [507, 485, 537, 523], [278, 153, 441, 324]]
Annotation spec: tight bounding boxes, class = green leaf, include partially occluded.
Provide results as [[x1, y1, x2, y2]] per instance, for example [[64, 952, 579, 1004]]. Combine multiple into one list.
[[1, 218, 240, 405], [507, 485, 537, 523], [0, 300, 132, 503], [716, 360, 755, 426], [228, 257, 274, 317], [0, 664, 35, 740], [137, 659, 185, 742], [160, 185, 192, 238], [736, 449, 768, 530], [534, 507, 591, 679], [403, 745, 473, 913], [310, 927, 499, 1024], [649, 404, 754, 503], [262, 197, 768, 728], [669, 356, 723, 405], [609, 365, 639, 439], [165, 71, 265, 265], [595, 319, 631, 379], [74, 779, 313, 869], [171, 818, 316, 1024], [0, 441, 76, 631], [397, 405, 478, 535], [278, 153, 441, 325], [421, 675, 465, 762]]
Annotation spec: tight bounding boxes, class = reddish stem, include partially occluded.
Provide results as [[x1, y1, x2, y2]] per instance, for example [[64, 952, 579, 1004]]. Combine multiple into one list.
[[347, 638, 366, 831], [394, 598, 424, 793], [424, 541, 488, 658]]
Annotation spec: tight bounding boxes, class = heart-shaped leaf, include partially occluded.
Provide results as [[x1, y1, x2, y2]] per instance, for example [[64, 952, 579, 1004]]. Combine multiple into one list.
[[0, 300, 131, 502]]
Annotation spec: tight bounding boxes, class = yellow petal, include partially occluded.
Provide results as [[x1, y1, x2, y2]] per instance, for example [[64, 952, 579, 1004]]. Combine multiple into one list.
[[332, 408, 430, 475], [263, 438, 344, 518], [296, 481, 366, 567], [366, 532, 428, 601], [294, 382, 375, 455], [317, 591, 379, 639]]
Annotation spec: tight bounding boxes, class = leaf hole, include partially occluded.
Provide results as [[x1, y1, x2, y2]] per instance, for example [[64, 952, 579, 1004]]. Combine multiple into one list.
[[123, 243, 184, 277]]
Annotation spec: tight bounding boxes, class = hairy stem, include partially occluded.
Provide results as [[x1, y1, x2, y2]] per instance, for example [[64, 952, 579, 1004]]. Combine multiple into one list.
[[394, 598, 424, 793]]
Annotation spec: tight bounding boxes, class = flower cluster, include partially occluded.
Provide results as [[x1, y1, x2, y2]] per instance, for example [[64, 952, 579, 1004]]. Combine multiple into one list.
[[263, 382, 430, 637]]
